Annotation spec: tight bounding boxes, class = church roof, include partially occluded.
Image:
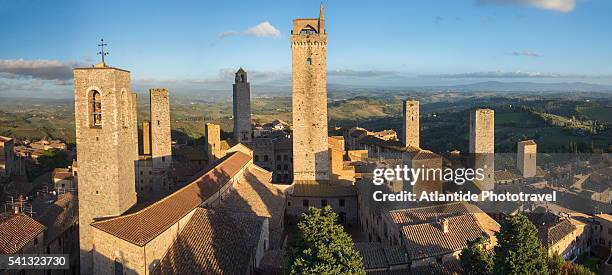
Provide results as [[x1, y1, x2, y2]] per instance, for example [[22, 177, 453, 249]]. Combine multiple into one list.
[[91, 151, 251, 246], [0, 213, 45, 253], [155, 207, 264, 275]]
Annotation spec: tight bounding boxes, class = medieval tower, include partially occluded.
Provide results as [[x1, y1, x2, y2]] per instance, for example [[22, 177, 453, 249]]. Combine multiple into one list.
[[517, 140, 537, 178], [291, 4, 330, 181], [233, 68, 253, 144], [74, 62, 138, 274], [402, 100, 420, 149], [469, 108, 495, 191], [205, 123, 222, 161], [149, 88, 172, 191]]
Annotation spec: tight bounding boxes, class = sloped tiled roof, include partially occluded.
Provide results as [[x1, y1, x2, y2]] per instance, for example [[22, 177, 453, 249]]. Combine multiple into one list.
[[291, 181, 357, 197], [91, 151, 251, 246], [34, 193, 78, 245], [537, 218, 577, 248], [0, 214, 45, 253], [155, 208, 264, 275], [387, 202, 474, 226], [354, 242, 408, 270], [410, 260, 462, 275], [401, 213, 489, 260]]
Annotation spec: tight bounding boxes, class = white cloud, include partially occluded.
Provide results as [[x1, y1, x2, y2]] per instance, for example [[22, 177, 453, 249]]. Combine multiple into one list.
[[219, 21, 281, 39], [512, 50, 540, 57], [478, 0, 577, 13]]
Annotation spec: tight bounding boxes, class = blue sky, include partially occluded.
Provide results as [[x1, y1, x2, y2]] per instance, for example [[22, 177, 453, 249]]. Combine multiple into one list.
[[1, 0, 611, 96]]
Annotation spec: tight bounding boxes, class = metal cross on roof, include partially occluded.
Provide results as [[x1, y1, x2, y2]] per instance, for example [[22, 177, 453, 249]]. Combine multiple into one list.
[[97, 38, 109, 64]]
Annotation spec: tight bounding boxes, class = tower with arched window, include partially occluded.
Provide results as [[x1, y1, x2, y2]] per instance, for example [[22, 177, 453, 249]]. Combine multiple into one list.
[[74, 63, 138, 274], [290, 4, 330, 181], [232, 68, 253, 144]]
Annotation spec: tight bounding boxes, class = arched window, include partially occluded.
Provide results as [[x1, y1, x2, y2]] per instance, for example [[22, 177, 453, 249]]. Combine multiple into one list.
[[306, 58, 312, 65], [91, 91, 102, 127]]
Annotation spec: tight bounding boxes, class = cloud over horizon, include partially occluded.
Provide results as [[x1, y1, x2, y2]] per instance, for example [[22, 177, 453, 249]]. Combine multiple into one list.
[[421, 71, 564, 78], [477, 0, 577, 13], [0, 59, 84, 81], [512, 50, 540, 57], [219, 21, 281, 39]]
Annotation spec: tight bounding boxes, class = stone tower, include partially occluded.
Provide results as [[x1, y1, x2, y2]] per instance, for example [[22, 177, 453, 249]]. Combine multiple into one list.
[[402, 100, 419, 149], [205, 123, 222, 161], [291, 4, 330, 181], [517, 140, 537, 178], [74, 63, 138, 274], [233, 68, 252, 144], [150, 88, 172, 168], [469, 108, 495, 191]]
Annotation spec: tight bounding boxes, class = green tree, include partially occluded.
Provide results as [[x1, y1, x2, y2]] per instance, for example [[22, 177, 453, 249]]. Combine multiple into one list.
[[547, 252, 564, 274], [460, 236, 494, 275], [288, 206, 365, 275], [560, 262, 596, 275], [494, 214, 548, 275]]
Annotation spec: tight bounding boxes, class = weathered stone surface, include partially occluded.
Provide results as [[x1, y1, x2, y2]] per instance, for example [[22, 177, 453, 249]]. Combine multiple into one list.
[[469, 108, 495, 191], [233, 68, 253, 144], [402, 100, 420, 148]]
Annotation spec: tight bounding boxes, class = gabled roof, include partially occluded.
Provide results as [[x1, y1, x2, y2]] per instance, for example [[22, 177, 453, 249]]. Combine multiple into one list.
[[155, 208, 264, 275], [91, 151, 251, 246], [401, 213, 489, 260], [291, 181, 357, 197], [353, 242, 408, 270], [0, 214, 45, 253]]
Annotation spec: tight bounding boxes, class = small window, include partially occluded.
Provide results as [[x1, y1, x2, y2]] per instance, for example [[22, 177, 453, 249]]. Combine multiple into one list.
[[276, 165, 281, 170], [303, 199, 309, 207], [306, 58, 312, 65], [162, 156, 166, 162]]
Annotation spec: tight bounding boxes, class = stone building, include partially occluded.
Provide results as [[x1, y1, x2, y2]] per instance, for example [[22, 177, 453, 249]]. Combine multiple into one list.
[[291, 4, 330, 181], [402, 100, 419, 149], [0, 136, 17, 179], [469, 108, 495, 191], [205, 123, 223, 161], [135, 89, 173, 199], [233, 68, 253, 144], [517, 140, 537, 178], [74, 62, 139, 274]]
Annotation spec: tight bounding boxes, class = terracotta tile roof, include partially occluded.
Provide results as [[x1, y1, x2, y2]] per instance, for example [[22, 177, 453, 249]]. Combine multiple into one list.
[[52, 168, 73, 181], [410, 260, 463, 275], [155, 208, 264, 275], [0, 136, 12, 143], [291, 181, 357, 197], [215, 165, 286, 248], [401, 213, 489, 260], [387, 202, 474, 226], [0, 214, 45, 253], [495, 170, 522, 181], [91, 151, 251, 246], [519, 140, 537, 146], [34, 193, 78, 245], [354, 242, 408, 270]]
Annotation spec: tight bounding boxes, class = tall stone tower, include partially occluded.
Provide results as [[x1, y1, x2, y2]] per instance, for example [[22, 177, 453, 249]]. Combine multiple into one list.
[[142, 121, 151, 155], [469, 108, 495, 191], [74, 63, 138, 274], [233, 68, 252, 144], [402, 100, 419, 148], [291, 4, 330, 181], [150, 88, 172, 167], [205, 123, 222, 161], [517, 140, 537, 178]]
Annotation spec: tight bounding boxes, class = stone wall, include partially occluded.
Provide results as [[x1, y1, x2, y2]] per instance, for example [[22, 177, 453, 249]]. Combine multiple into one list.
[[291, 11, 330, 181], [74, 65, 138, 274], [205, 123, 222, 161]]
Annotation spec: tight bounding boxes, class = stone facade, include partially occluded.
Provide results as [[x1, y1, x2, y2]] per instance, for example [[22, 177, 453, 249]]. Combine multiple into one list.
[[517, 140, 537, 178], [205, 123, 222, 161], [0, 137, 16, 178], [149, 88, 172, 170], [233, 68, 253, 144], [252, 136, 293, 183], [74, 64, 138, 274], [291, 6, 330, 181], [469, 108, 495, 191], [402, 100, 419, 149]]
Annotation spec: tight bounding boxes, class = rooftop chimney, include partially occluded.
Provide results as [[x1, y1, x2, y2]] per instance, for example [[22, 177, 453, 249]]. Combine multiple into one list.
[[441, 218, 449, 233]]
